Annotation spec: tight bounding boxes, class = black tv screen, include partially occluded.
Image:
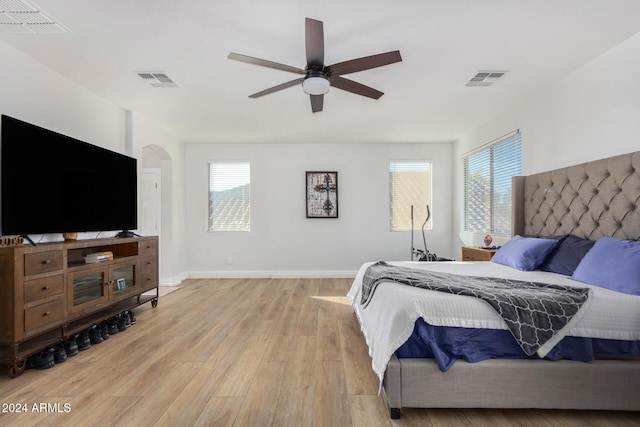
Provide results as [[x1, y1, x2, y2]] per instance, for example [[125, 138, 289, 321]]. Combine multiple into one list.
[[1, 115, 137, 236]]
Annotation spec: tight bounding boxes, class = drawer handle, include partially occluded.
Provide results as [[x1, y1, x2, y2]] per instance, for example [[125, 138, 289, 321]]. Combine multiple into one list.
[[43, 311, 51, 317], [42, 260, 52, 265], [41, 286, 50, 290]]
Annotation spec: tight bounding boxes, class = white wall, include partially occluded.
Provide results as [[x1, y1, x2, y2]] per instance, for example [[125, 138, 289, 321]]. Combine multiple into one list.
[[0, 41, 125, 155], [186, 142, 453, 276], [131, 112, 188, 284], [453, 32, 640, 249]]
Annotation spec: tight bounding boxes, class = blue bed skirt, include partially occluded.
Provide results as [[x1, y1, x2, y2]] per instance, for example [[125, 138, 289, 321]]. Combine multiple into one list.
[[395, 317, 640, 372]]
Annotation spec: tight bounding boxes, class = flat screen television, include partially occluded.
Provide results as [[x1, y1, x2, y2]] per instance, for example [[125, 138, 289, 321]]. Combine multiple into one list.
[[1, 114, 137, 238]]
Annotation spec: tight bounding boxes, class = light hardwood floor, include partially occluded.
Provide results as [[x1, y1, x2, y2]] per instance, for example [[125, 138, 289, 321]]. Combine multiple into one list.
[[1, 278, 639, 426]]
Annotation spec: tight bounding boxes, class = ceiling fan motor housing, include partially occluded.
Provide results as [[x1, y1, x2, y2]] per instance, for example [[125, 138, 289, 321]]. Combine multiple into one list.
[[303, 70, 330, 95]]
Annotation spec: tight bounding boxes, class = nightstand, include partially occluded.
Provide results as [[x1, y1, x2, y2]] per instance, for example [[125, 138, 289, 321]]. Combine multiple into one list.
[[461, 246, 498, 261]]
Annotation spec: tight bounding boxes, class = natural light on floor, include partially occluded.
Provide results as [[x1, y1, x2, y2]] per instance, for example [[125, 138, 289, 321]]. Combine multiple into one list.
[[310, 295, 352, 306]]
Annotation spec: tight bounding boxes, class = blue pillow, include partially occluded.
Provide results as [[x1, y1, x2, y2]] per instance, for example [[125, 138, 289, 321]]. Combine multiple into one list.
[[491, 235, 560, 271], [539, 234, 596, 276], [572, 237, 640, 295]]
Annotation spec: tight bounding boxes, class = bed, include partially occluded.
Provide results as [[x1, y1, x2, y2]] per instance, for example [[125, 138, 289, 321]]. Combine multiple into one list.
[[348, 150, 640, 419]]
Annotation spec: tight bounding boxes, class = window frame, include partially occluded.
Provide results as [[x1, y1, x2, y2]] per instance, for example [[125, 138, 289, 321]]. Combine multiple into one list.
[[389, 159, 433, 232], [208, 160, 251, 233], [463, 130, 522, 236]]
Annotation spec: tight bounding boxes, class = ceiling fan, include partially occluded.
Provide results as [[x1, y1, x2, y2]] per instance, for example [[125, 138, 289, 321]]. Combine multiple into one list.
[[228, 18, 402, 113]]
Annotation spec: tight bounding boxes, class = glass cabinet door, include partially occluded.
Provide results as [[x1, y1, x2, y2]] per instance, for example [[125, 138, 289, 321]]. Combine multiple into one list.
[[69, 267, 108, 313], [111, 263, 136, 295]]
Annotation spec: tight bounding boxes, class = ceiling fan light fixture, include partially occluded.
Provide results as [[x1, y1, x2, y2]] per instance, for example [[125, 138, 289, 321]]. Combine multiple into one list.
[[302, 76, 330, 95]]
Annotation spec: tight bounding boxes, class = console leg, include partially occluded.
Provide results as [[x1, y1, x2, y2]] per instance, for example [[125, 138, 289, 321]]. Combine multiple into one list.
[[8, 359, 26, 378]]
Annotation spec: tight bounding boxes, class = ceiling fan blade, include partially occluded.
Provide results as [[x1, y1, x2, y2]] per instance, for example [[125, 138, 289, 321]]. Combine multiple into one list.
[[326, 50, 402, 76], [305, 18, 324, 69], [249, 78, 304, 98], [330, 76, 384, 99], [228, 53, 306, 75], [310, 94, 324, 113]]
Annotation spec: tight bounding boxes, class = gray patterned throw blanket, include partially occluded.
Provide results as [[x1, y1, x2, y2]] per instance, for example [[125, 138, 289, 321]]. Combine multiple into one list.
[[362, 261, 592, 356]]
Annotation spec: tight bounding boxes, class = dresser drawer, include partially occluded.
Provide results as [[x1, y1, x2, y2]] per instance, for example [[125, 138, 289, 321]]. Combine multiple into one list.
[[140, 255, 157, 273], [24, 250, 64, 276], [24, 274, 64, 303], [139, 239, 158, 257], [140, 270, 158, 292], [24, 297, 65, 333]]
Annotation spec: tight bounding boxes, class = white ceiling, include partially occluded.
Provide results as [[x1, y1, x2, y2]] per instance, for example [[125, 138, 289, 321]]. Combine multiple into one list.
[[2, 0, 640, 144]]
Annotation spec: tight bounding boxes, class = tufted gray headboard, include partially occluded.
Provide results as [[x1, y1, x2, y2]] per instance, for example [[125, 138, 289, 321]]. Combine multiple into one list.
[[512, 151, 640, 241]]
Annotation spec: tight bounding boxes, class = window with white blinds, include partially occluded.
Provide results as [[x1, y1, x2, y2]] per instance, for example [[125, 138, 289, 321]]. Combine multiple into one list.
[[389, 160, 432, 231], [463, 131, 521, 235], [208, 161, 251, 232]]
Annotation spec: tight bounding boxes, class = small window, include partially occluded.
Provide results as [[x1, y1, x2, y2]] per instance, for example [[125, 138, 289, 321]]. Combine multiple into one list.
[[208, 161, 251, 232], [463, 131, 522, 235], [389, 160, 432, 231]]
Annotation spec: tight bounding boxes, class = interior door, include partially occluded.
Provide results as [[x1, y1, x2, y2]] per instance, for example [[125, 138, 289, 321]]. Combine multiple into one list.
[[140, 168, 161, 237]]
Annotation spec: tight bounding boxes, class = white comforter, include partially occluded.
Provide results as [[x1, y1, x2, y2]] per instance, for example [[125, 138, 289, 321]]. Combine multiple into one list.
[[347, 260, 640, 387]]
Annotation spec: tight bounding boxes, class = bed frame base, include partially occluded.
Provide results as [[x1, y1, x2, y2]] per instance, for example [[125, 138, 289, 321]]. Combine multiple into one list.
[[383, 355, 640, 419]]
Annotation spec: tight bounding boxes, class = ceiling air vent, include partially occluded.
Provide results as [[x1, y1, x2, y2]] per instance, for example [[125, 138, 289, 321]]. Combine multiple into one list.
[[466, 71, 508, 87], [0, 0, 69, 34], [136, 72, 178, 88]]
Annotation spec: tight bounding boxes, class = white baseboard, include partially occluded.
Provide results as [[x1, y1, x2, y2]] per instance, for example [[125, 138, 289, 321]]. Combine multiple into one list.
[[159, 271, 189, 286]]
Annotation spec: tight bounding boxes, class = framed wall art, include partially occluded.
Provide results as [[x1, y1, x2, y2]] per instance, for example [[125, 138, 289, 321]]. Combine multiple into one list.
[[306, 171, 338, 218]]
